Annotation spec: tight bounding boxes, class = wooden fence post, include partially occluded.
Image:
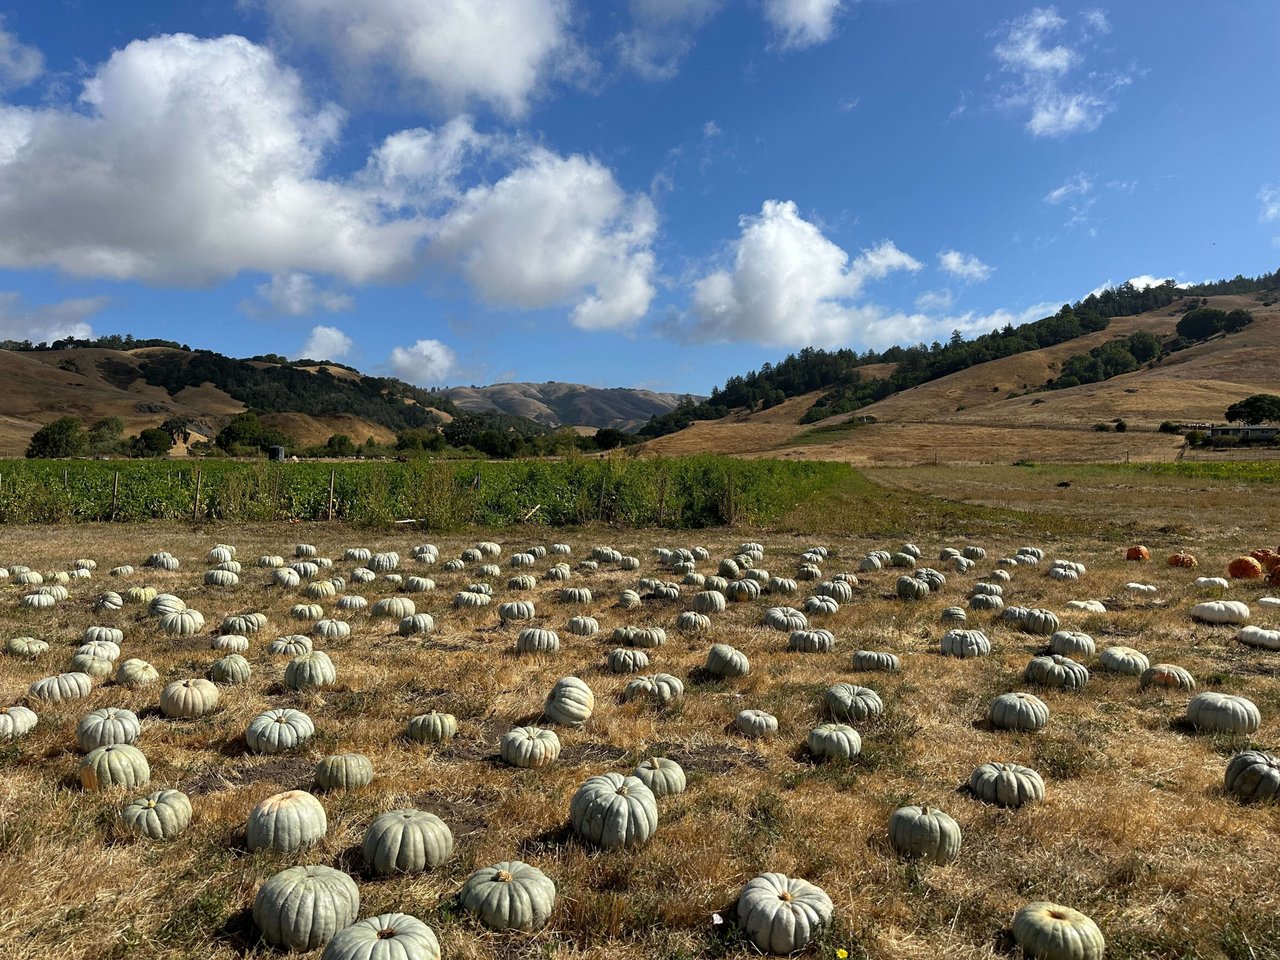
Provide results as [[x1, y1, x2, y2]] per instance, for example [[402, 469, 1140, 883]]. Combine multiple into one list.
[[110, 471, 119, 521], [192, 469, 203, 522], [657, 473, 668, 527], [328, 469, 336, 522]]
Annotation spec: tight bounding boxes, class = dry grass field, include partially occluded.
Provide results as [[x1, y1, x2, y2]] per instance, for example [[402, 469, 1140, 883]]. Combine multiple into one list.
[[2, 475, 1280, 959]]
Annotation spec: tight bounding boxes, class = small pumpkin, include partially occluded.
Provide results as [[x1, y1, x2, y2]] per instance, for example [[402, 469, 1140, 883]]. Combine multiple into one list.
[[737, 873, 833, 956], [363, 809, 453, 874], [246, 708, 315, 754], [459, 861, 556, 931], [253, 865, 359, 952], [852, 650, 900, 673], [1024, 654, 1089, 692], [116, 658, 159, 688], [888, 805, 961, 865], [1186, 692, 1261, 734], [407, 711, 458, 743], [160, 678, 219, 719], [968, 761, 1044, 808], [314, 753, 374, 790], [623, 673, 685, 706], [211, 653, 251, 685], [1167, 552, 1198, 568], [1224, 749, 1280, 803], [989, 692, 1049, 732], [1049, 630, 1095, 657], [500, 726, 561, 768], [80, 743, 150, 791], [1012, 902, 1105, 960], [807, 722, 861, 760], [941, 629, 990, 659], [0, 704, 38, 741], [544, 676, 594, 726], [1099, 646, 1149, 676], [569, 772, 659, 849], [824, 684, 886, 722], [735, 709, 779, 738], [122, 789, 192, 840], [606, 648, 649, 674], [706, 643, 750, 679], [1228, 556, 1265, 580], [248, 789, 328, 852], [1139, 663, 1195, 692], [788, 629, 835, 653], [320, 914, 440, 960], [30, 671, 92, 703], [633, 756, 687, 796], [76, 706, 141, 751]]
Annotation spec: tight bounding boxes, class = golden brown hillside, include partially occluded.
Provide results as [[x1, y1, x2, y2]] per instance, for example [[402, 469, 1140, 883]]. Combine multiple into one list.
[[644, 295, 1280, 466]]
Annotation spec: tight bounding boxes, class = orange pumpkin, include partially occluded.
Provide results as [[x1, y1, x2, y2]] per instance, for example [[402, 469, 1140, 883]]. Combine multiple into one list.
[[1251, 549, 1280, 571], [1167, 553, 1198, 569], [1125, 546, 1150, 562], [1228, 556, 1265, 580]]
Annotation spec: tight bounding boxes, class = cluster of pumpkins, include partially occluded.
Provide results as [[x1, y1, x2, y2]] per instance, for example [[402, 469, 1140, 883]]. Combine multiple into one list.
[[4, 532, 1280, 960]]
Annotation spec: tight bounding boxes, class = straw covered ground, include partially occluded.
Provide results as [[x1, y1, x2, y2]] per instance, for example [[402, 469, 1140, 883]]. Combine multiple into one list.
[[1, 508, 1279, 959]]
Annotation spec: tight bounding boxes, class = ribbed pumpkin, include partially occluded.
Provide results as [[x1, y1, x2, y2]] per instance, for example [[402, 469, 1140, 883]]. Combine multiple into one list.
[[253, 865, 359, 952], [122, 789, 192, 840], [247, 789, 328, 852], [607, 648, 650, 674], [398, 613, 435, 637], [499, 726, 561, 768], [803, 594, 840, 615], [80, 743, 150, 791], [1139, 663, 1196, 692], [1167, 552, 1198, 568], [1224, 749, 1280, 803], [1012, 902, 1105, 960], [941, 629, 990, 659], [566, 616, 599, 637], [852, 650, 900, 673], [1237, 625, 1280, 650], [116, 658, 159, 688], [498, 600, 536, 622], [569, 772, 659, 849], [1125, 545, 1150, 561], [1100, 646, 1149, 676], [989, 692, 1049, 732], [1191, 600, 1250, 624], [1228, 556, 1265, 580], [363, 809, 453, 874], [1025, 654, 1089, 692], [269, 634, 313, 656], [632, 756, 686, 796], [623, 673, 685, 706], [737, 873, 833, 955], [888, 805, 961, 865], [968, 762, 1044, 808], [30, 671, 93, 703], [735, 709, 779, 738], [807, 722, 861, 760], [246, 709, 315, 754], [406, 711, 457, 743], [314, 753, 374, 790], [676, 611, 711, 633], [159, 609, 205, 637], [5, 635, 48, 659], [210, 653, 251, 685], [544, 677, 594, 726], [515, 628, 560, 655], [371, 597, 415, 619], [0, 705, 38, 741], [706, 643, 750, 679], [459, 861, 556, 931], [160, 679, 219, 719], [1050, 630, 1095, 657], [763, 606, 807, 631], [76, 707, 141, 751], [284, 651, 337, 691], [1186, 692, 1261, 734], [788, 629, 835, 653], [320, 913, 440, 960]]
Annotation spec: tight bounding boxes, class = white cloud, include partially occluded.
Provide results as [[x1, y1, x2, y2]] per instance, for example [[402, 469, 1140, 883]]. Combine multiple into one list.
[[617, 0, 721, 81], [0, 35, 655, 330], [389, 338, 456, 386], [1087, 275, 1171, 298], [991, 7, 1124, 138], [296, 324, 354, 361], [0, 292, 108, 343], [935, 301, 1064, 337], [1260, 184, 1280, 223], [915, 289, 953, 311], [260, 0, 576, 117], [1044, 173, 1093, 204], [1081, 9, 1111, 35], [245, 273, 354, 317], [431, 150, 657, 331], [0, 17, 42, 91], [677, 199, 921, 347], [938, 249, 993, 282], [763, 0, 845, 49], [0, 34, 425, 284]]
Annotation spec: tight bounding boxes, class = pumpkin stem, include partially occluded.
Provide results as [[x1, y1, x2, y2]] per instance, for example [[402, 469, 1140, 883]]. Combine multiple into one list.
[[376, 927, 397, 939], [495, 869, 513, 883], [778, 891, 794, 902]]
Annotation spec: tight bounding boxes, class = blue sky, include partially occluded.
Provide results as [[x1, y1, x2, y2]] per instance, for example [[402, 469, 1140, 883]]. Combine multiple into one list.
[[0, 1, 1276, 396]]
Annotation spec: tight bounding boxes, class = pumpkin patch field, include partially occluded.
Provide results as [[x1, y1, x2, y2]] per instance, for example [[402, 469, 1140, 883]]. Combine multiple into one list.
[[1, 517, 1279, 960]]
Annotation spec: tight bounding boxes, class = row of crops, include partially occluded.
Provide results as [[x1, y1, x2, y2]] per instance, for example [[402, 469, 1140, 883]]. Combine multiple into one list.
[[0, 457, 853, 528]]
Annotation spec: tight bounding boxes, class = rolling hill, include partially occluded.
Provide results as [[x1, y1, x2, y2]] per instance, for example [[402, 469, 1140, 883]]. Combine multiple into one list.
[[643, 292, 1280, 465], [441, 382, 703, 432]]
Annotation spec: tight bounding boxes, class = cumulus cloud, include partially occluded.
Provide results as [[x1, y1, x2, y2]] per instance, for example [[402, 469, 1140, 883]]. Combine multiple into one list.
[[0, 35, 656, 329], [617, 0, 722, 80], [991, 7, 1127, 138], [1087, 275, 1172, 298], [0, 17, 42, 91], [432, 150, 657, 330], [0, 292, 108, 343], [389, 338, 456, 386], [938, 249, 993, 282], [296, 324, 354, 361], [763, 0, 845, 49], [0, 34, 425, 284], [245, 273, 354, 317], [1260, 184, 1280, 223], [676, 199, 921, 347], [260, 0, 575, 117]]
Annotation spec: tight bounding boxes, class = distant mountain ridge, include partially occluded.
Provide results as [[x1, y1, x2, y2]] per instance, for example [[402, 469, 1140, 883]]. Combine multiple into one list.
[[442, 382, 704, 432]]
